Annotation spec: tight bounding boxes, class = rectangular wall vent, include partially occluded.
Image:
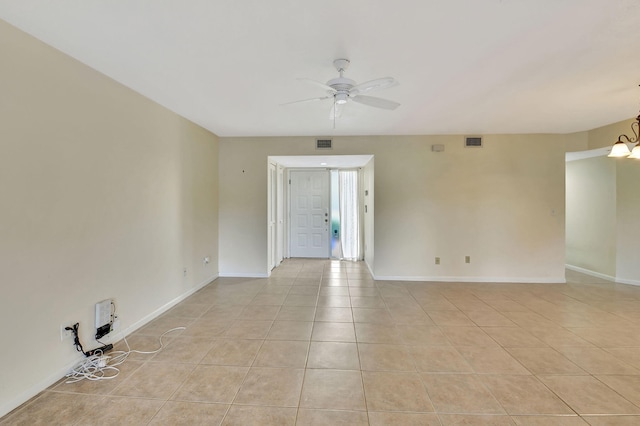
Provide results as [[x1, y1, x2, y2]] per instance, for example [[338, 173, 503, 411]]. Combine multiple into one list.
[[316, 139, 332, 149], [465, 136, 483, 148]]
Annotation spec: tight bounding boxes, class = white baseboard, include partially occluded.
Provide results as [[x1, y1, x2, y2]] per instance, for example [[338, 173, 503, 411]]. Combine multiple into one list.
[[218, 272, 269, 278], [373, 275, 565, 284], [100, 273, 218, 344], [616, 278, 640, 286], [0, 273, 218, 419], [364, 260, 374, 278], [566, 264, 640, 287], [0, 352, 89, 418], [565, 264, 616, 282]]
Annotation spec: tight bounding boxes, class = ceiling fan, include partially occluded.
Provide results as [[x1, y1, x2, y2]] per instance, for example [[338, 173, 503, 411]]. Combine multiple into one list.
[[283, 58, 400, 121]]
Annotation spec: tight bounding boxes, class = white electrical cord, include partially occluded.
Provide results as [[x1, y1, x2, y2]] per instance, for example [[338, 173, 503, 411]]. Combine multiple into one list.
[[64, 326, 185, 383]]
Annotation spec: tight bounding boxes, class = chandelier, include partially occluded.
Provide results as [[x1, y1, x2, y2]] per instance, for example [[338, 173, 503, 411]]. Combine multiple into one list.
[[608, 110, 640, 159]]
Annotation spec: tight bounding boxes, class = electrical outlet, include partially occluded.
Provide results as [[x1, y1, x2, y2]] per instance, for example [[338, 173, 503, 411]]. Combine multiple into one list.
[[465, 255, 471, 264], [60, 324, 73, 341], [203, 256, 210, 265], [435, 257, 440, 265]]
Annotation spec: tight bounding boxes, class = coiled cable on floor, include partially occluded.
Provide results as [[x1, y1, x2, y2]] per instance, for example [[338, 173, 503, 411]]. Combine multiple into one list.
[[64, 326, 185, 383]]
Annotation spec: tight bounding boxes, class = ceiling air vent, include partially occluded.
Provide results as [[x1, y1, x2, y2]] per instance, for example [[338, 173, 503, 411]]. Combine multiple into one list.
[[465, 136, 483, 148], [316, 139, 332, 150]]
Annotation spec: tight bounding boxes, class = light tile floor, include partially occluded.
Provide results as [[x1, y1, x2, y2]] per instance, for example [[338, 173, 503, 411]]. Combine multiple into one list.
[[3, 260, 640, 425]]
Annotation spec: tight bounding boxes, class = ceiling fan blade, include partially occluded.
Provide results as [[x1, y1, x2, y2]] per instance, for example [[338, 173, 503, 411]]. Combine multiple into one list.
[[350, 77, 397, 95], [329, 102, 344, 120], [280, 95, 332, 106], [297, 78, 336, 94], [351, 95, 400, 110]]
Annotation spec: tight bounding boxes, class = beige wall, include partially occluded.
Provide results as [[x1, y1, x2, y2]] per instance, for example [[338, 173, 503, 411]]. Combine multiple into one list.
[[616, 160, 640, 283], [219, 134, 566, 282], [565, 157, 617, 276], [564, 130, 589, 152], [362, 159, 375, 269], [0, 20, 219, 415], [587, 118, 636, 150]]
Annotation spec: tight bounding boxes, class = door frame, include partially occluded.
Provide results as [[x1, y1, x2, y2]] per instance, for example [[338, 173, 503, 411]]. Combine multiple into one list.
[[267, 154, 375, 274], [276, 164, 284, 265], [267, 162, 277, 271]]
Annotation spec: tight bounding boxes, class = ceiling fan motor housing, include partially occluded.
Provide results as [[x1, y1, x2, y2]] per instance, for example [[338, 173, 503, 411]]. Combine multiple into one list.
[[327, 77, 356, 104], [327, 77, 356, 91]]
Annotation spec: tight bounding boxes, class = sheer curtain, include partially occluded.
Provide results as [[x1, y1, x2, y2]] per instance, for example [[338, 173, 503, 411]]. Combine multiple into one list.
[[338, 170, 361, 260]]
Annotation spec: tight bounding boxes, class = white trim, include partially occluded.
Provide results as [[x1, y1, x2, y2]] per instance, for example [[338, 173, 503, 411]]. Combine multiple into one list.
[[565, 264, 615, 282], [1, 353, 86, 418], [99, 273, 218, 344], [566, 264, 640, 287], [218, 272, 269, 278], [269, 155, 373, 168], [565, 147, 609, 162], [0, 273, 217, 419], [365, 260, 375, 278], [372, 275, 565, 283], [616, 277, 640, 286]]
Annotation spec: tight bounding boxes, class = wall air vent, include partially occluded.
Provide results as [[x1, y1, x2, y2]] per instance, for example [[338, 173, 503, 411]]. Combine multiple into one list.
[[465, 136, 483, 148], [316, 139, 332, 150]]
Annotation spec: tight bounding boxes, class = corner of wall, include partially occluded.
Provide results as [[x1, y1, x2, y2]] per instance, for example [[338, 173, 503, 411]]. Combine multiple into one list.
[[587, 118, 636, 150]]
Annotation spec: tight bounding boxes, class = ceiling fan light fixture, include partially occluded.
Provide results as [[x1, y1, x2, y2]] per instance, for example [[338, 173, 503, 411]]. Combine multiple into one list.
[[285, 59, 399, 125]]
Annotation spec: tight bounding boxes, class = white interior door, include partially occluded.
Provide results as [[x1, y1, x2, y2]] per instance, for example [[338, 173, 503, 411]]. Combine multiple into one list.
[[290, 170, 330, 258]]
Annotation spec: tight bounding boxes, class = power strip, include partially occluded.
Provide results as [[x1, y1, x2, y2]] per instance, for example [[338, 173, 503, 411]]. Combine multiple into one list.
[[85, 344, 113, 357]]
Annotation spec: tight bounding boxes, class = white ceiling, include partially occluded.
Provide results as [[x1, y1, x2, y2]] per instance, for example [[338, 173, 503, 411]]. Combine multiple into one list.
[[2, 0, 640, 137]]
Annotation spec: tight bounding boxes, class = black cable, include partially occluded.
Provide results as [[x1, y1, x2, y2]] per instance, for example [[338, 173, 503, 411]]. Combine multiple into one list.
[[65, 323, 86, 356], [66, 322, 114, 357]]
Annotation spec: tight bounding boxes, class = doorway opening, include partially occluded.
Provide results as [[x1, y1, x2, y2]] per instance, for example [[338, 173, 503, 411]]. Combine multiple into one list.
[[267, 155, 373, 271]]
